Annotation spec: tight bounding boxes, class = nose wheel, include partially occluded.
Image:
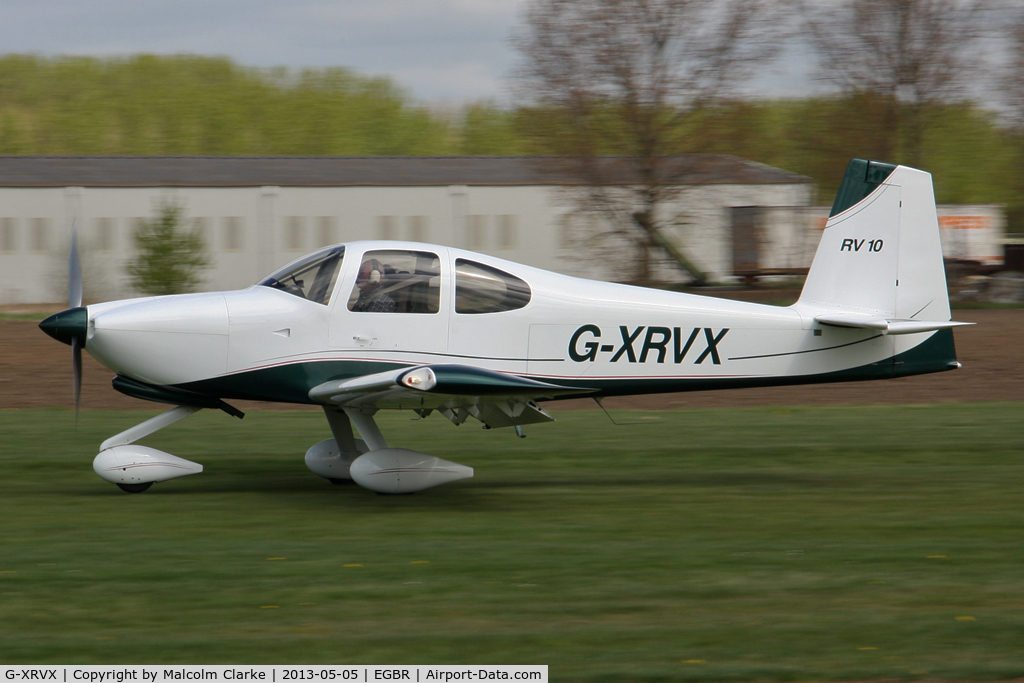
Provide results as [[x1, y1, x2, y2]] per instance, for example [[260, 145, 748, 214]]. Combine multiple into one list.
[[117, 482, 154, 493]]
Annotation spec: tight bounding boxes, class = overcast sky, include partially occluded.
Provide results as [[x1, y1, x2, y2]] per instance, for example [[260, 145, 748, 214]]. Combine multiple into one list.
[[0, 0, 832, 106]]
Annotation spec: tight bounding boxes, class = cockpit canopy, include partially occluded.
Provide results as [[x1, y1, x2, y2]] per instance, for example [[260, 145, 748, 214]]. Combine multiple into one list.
[[258, 245, 344, 306], [257, 244, 533, 314]]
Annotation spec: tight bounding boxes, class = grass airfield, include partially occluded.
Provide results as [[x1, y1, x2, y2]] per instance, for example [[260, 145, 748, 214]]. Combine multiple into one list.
[[1, 403, 1023, 679]]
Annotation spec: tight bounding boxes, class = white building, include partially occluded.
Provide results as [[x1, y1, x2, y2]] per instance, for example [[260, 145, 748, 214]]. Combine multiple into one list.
[[0, 155, 817, 304]]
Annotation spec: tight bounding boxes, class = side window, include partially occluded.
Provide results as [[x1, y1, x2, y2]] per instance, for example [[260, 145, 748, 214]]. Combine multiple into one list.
[[258, 245, 344, 305], [348, 250, 440, 314], [455, 259, 531, 314]]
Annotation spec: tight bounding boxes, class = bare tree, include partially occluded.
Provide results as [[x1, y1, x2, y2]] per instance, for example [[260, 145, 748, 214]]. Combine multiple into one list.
[[514, 0, 779, 285], [1003, 6, 1024, 232], [1005, 7, 1024, 127], [802, 0, 984, 167]]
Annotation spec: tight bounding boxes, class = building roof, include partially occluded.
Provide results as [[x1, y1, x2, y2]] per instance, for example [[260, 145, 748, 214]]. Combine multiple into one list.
[[0, 155, 810, 188]]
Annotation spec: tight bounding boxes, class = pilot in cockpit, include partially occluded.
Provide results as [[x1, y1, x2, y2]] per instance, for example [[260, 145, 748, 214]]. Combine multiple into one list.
[[350, 258, 397, 313]]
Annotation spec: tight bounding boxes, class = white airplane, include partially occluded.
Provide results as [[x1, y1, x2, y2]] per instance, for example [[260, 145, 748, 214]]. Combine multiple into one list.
[[41, 159, 971, 494]]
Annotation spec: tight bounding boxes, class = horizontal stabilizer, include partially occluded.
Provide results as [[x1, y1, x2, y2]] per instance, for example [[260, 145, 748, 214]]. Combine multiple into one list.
[[815, 314, 974, 336]]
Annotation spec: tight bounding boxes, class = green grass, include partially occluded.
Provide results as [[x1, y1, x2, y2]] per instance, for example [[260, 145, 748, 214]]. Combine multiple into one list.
[[1, 404, 1023, 678]]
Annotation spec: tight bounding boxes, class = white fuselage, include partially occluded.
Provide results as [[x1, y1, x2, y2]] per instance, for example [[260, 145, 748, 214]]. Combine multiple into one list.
[[83, 240, 928, 403]]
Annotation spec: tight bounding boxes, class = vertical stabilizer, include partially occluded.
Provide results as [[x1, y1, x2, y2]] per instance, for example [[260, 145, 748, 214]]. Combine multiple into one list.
[[797, 159, 951, 324]]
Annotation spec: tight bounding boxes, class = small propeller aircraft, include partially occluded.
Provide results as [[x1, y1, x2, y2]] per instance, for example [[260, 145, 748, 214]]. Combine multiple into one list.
[[40, 159, 972, 494]]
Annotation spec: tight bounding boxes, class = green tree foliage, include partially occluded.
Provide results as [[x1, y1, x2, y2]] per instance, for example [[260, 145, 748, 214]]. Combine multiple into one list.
[[672, 96, 1018, 207], [0, 55, 456, 155], [127, 202, 209, 296], [458, 103, 528, 155]]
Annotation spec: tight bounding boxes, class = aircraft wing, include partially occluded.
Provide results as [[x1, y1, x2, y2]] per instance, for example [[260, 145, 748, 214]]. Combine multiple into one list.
[[815, 314, 974, 335], [308, 364, 595, 428]]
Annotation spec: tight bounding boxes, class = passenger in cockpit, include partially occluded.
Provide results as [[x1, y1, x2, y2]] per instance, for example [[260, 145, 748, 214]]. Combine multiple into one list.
[[351, 258, 396, 313]]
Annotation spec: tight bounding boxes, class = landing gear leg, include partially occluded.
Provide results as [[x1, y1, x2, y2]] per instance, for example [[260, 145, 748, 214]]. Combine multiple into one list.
[[100, 405, 200, 451], [342, 407, 389, 451], [304, 407, 370, 482]]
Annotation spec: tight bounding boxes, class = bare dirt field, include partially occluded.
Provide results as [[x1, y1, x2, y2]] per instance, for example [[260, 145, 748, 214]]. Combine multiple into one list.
[[3, 308, 1020, 412]]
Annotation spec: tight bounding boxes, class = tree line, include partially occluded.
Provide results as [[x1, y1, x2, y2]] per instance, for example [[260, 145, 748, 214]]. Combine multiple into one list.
[[0, 53, 1015, 204], [0, 55, 458, 156]]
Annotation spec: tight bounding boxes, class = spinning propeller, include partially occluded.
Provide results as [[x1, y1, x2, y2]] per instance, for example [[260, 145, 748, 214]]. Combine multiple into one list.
[[39, 222, 87, 421]]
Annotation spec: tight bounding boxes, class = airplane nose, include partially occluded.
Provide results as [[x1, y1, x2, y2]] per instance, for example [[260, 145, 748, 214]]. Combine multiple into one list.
[[39, 306, 88, 346]]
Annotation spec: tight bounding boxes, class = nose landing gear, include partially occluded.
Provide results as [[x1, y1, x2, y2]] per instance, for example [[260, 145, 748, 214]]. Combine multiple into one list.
[[92, 406, 204, 493]]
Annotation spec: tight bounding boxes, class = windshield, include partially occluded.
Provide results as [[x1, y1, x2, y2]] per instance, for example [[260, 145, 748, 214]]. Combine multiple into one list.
[[258, 245, 345, 305]]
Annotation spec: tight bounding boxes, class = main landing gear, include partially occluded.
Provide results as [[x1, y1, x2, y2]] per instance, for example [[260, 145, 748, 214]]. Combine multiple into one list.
[[304, 406, 473, 494]]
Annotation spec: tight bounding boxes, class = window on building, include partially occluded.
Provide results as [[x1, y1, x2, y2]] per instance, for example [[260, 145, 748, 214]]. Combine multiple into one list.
[[1, 218, 18, 254], [377, 216, 398, 240], [407, 215, 428, 242], [187, 218, 206, 252], [30, 218, 51, 254], [285, 216, 305, 252], [348, 249, 440, 314], [95, 218, 116, 253], [223, 217, 244, 252], [557, 214, 573, 249], [258, 245, 344, 306], [455, 259, 531, 314], [496, 215, 517, 250], [130, 218, 147, 252], [317, 216, 336, 247], [559, 212, 601, 250], [466, 215, 486, 250]]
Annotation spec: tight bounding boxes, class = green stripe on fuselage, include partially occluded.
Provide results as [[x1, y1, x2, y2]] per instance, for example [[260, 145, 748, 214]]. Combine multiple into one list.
[[177, 359, 412, 404], [171, 330, 957, 405]]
